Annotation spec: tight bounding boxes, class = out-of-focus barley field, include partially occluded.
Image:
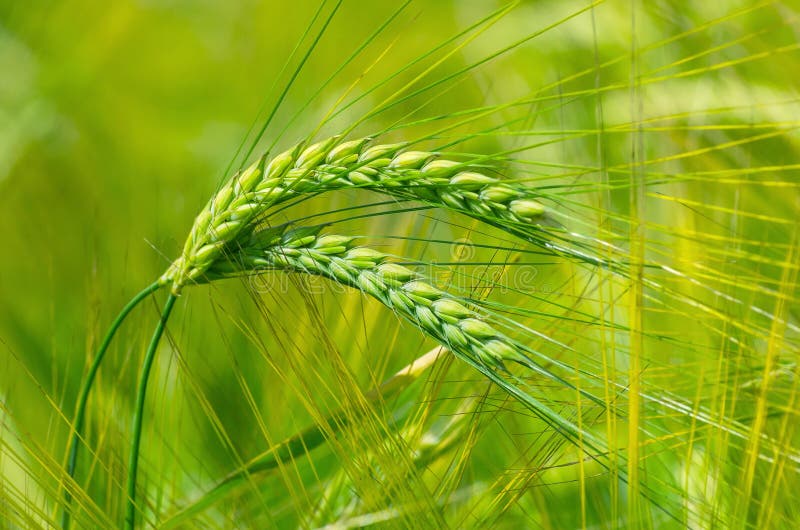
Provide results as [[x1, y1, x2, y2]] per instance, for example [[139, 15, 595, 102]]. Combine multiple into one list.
[[1, 1, 799, 528]]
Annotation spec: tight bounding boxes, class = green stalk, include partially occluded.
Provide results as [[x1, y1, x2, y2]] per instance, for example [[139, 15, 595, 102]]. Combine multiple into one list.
[[62, 281, 161, 530], [124, 293, 177, 530]]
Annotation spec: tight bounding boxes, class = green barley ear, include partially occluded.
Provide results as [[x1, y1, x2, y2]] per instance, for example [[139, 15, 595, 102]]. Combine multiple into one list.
[[161, 135, 549, 294], [209, 227, 535, 372], [205, 226, 610, 458]]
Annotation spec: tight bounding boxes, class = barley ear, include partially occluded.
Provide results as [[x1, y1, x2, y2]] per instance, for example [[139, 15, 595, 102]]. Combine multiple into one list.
[[162, 135, 549, 294]]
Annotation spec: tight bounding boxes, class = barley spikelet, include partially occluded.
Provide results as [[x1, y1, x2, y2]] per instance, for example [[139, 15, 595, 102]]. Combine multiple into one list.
[[161, 136, 547, 293]]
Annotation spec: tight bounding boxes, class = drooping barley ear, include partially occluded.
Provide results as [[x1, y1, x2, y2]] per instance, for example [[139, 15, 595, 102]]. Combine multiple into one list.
[[208, 226, 512, 367], [161, 135, 548, 293], [203, 225, 605, 450], [208, 225, 528, 370]]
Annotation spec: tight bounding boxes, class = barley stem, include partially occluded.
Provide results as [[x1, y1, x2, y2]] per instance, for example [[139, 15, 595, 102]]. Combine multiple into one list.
[[61, 281, 161, 530], [124, 293, 177, 530]]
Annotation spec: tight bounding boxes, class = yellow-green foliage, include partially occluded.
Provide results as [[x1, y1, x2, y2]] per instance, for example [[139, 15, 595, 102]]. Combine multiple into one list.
[[1, 1, 799, 529]]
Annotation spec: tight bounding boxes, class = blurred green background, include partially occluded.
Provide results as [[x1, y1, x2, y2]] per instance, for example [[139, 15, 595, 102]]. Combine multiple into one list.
[[2, 1, 799, 528]]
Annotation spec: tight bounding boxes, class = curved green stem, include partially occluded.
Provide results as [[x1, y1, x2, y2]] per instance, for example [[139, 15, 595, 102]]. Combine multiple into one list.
[[62, 281, 162, 530], [124, 293, 177, 530]]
